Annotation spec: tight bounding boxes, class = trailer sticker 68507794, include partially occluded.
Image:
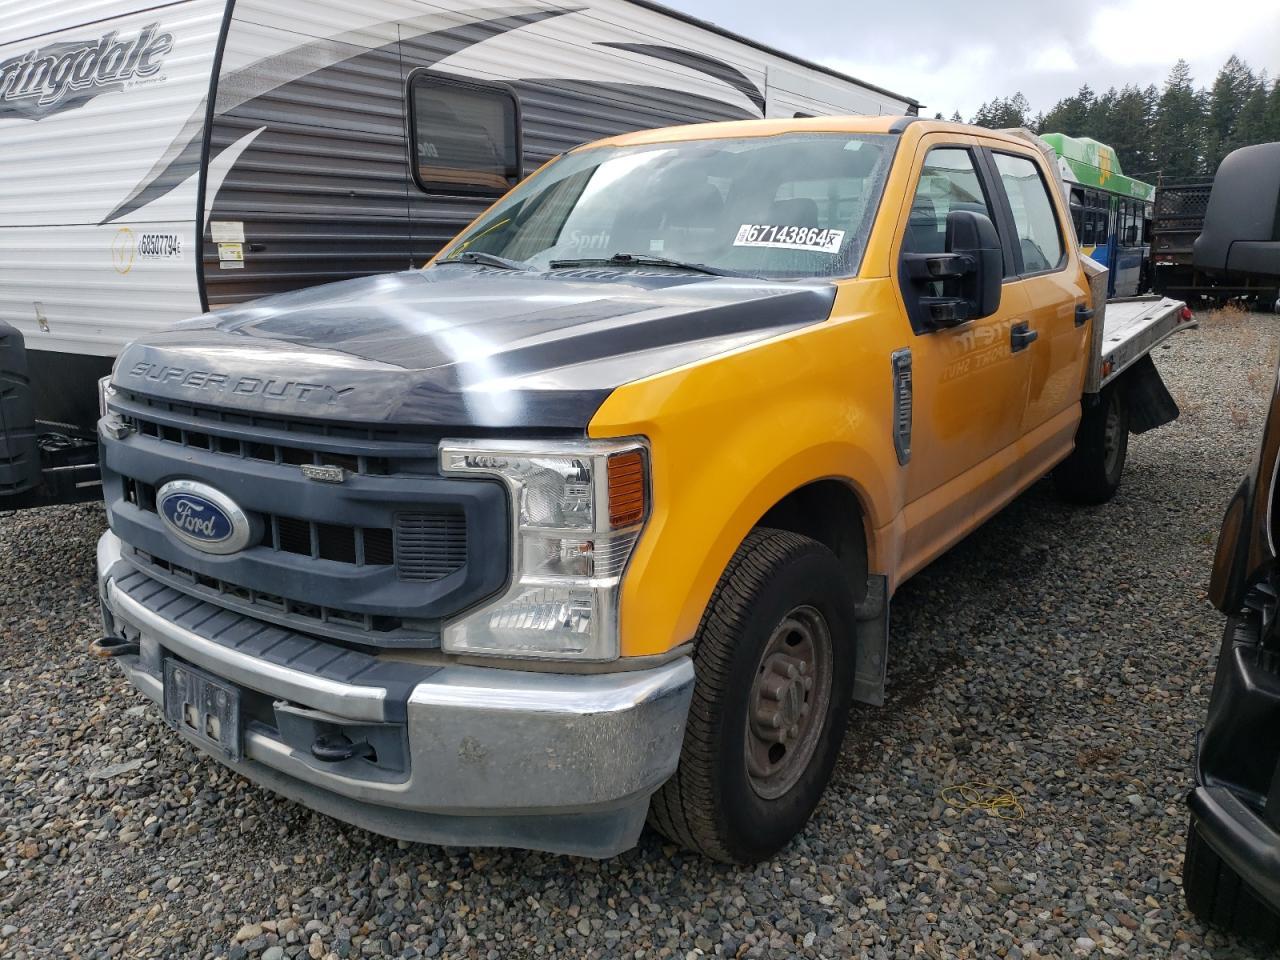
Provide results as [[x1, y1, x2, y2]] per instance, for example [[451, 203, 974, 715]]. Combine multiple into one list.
[[733, 224, 845, 253]]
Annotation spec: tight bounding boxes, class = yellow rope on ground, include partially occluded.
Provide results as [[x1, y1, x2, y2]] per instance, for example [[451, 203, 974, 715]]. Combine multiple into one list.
[[941, 781, 1025, 820]]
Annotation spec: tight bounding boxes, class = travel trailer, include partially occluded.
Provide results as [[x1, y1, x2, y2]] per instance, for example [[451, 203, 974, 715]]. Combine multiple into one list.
[[0, 0, 916, 508]]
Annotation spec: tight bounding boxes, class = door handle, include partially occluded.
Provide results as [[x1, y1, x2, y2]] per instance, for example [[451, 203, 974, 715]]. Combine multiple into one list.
[[1075, 303, 1094, 327], [1010, 321, 1038, 353]]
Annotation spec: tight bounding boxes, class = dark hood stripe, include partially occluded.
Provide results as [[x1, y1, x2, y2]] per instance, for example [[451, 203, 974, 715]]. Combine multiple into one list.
[[114, 268, 836, 430]]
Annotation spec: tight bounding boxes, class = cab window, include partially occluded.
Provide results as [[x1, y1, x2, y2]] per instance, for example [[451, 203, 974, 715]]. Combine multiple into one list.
[[901, 147, 998, 258], [441, 133, 897, 280], [993, 152, 1065, 274], [409, 72, 520, 196]]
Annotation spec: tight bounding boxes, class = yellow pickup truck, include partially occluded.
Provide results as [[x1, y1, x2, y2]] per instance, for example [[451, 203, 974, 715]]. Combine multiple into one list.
[[94, 117, 1190, 862]]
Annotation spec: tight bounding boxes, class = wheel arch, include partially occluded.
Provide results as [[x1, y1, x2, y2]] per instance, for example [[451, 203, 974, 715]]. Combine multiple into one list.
[[756, 477, 870, 605], [614, 433, 895, 659]]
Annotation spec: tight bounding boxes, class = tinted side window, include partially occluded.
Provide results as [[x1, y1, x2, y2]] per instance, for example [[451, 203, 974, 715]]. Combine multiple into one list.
[[902, 148, 996, 257], [409, 73, 519, 195], [994, 152, 1064, 273]]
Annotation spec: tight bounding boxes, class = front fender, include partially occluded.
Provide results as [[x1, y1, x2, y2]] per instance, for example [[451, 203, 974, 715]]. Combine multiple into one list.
[[589, 288, 908, 658]]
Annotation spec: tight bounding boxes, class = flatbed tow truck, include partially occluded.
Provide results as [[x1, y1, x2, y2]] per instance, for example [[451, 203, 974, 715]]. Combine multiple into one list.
[[91, 117, 1191, 861]]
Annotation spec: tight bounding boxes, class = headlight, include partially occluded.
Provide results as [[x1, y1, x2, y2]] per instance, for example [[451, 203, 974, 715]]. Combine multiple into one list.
[[97, 375, 115, 418], [439, 438, 649, 661]]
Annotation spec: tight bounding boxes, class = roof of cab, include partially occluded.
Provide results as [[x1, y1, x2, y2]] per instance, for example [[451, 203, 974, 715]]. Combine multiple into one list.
[[587, 116, 1038, 151]]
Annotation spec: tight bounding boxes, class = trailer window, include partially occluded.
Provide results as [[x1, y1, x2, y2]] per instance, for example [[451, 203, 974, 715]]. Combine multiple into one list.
[[409, 72, 520, 195]]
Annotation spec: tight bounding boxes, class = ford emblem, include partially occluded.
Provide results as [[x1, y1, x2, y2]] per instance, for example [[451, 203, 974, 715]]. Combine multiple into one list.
[[155, 480, 254, 555]]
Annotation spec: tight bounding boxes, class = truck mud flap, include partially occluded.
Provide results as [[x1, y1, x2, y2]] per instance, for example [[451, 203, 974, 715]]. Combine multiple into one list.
[[0, 322, 40, 498], [1121, 354, 1180, 434]]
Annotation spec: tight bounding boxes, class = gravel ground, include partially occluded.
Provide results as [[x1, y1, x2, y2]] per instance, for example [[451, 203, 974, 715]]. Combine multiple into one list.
[[3, 307, 1278, 960]]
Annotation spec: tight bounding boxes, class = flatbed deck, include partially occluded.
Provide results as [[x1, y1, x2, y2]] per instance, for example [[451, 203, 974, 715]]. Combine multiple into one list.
[[1089, 295, 1194, 393]]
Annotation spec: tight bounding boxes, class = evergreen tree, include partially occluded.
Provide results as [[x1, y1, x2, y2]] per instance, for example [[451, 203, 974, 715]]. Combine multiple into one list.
[[1232, 73, 1270, 154], [970, 93, 1032, 129], [1041, 84, 1096, 137], [964, 55, 1277, 180], [970, 98, 1000, 127], [1151, 60, 1205, 178], [1006, 92, 1032, 128], [1266, 78, 1280, 142], [1203, 55, 1257, 171], [950, 110, 963, 123], [1108, 85, 1157, 174]]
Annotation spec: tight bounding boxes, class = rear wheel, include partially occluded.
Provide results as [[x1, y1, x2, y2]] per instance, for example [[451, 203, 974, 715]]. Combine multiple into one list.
[[1184, 817, 1280, 946], [1054, 384, 1129, 505], [647, 528, 856, 863], [0, 321, 40, 498]]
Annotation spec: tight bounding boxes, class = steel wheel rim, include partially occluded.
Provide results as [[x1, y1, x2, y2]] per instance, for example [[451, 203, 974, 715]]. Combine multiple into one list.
[[1103, 394, 1124, 477], [745, 604, 834, 800]]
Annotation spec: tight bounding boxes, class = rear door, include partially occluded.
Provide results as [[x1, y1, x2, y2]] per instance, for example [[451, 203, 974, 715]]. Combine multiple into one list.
[[983, 146, 1091, 474], [891, 135, 1032, 570]]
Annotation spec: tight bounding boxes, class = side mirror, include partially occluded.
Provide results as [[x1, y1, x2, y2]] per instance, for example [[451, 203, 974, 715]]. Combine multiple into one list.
[[1193, 142, 1280, 280], [900, 210, 1002, 331]]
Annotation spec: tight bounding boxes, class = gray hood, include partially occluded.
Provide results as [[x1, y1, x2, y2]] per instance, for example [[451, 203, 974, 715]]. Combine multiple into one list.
[[114, 265, 837, 430]]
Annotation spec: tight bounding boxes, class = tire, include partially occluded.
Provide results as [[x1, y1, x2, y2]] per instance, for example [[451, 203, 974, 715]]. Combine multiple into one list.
[[1054, 384, 1129, 505], [647, 528, 856, 863], [1184, 817, 1280, 946], [0, 321, 40, 497]]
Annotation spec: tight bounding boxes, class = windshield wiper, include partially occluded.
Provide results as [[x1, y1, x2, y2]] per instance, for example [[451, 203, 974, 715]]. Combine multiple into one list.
[[548, 253, 752, 278], [442, 251, 532, 271]]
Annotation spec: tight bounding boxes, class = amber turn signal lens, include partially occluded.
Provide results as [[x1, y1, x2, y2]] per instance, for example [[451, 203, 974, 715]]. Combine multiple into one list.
[[607, 450, 646, 529]]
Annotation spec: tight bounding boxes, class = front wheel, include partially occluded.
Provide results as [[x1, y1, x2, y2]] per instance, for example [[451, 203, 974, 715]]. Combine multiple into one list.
[[1054, 384, 1130, 505], [647, 528, 856, 863]]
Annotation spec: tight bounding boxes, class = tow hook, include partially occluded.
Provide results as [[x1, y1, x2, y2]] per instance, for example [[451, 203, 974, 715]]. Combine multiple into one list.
[[88, 636, 140, 659], [311, 732, 376, 764]]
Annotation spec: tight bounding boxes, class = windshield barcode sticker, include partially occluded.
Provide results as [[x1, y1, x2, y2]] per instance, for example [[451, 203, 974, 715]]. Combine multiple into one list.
[[734, 224, 845, 253]]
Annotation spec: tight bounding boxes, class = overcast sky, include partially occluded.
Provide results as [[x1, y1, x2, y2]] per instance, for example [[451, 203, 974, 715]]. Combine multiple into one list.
[[670, 0, 1280, 118]]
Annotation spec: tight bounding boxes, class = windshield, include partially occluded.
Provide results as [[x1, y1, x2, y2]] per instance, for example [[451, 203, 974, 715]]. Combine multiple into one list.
[[437, 133, 897, 280]]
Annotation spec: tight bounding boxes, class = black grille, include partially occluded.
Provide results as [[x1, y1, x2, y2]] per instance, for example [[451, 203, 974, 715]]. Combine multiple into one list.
[[396, 511, 467, 582], [105, 389, 502, 645], [131, 549, 411, 640], [122, 477, 395, 567], [123, 409, 392, 476]]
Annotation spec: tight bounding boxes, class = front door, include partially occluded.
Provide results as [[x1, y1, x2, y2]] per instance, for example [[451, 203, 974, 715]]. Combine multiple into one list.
[[891, 136, 1033, 574]]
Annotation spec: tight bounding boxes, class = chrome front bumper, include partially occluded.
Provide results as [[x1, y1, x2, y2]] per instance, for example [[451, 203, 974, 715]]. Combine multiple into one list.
[[97, 532, 694, 857]]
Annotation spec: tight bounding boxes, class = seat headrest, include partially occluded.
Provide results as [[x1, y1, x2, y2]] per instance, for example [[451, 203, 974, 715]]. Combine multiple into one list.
[[769, 197, 820, 229]]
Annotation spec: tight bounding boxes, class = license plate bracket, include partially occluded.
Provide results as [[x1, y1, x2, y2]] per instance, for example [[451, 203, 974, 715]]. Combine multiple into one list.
[[162, 659, 242, 761]]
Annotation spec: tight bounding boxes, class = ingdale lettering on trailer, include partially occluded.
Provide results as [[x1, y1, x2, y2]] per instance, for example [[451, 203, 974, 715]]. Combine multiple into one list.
[[0, 23, 174, 120]]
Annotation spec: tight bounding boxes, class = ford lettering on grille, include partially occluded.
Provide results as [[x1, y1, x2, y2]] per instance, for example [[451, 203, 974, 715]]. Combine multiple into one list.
[[156, 480, 253, 555]]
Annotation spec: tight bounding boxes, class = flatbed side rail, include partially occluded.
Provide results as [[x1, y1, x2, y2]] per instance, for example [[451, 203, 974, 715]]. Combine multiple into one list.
[[1086, 295, 1192, 394]]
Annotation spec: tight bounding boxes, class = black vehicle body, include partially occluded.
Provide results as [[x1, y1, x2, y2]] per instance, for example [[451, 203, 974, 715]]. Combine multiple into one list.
[[1153, 176, 1280, 306], [1187, 141, 1280, 939]]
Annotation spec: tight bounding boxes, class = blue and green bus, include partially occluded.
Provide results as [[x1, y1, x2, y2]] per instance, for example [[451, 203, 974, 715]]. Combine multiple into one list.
[[1042, 133, 1155, 299]]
